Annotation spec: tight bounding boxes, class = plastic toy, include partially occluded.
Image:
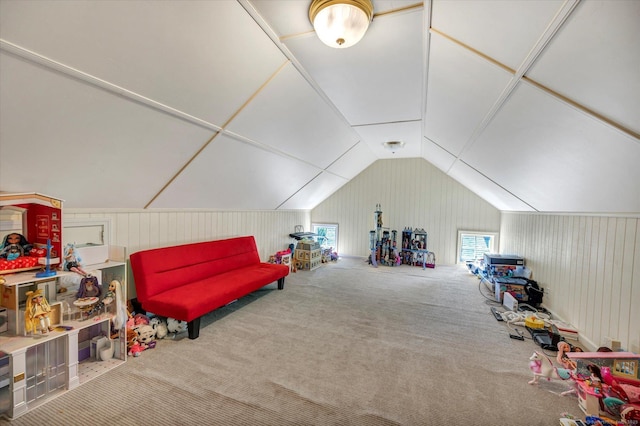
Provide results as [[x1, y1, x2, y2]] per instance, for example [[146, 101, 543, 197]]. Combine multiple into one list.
[[103, 280, 128, 330], [598, 366, 640, 421], [24, 289, 54, 334], [76, 275, 102, 299], [35, 239, 57, 278], [0, 233, 32, 260], [528, 351, 574, 392], [63, 243, 90, 277]]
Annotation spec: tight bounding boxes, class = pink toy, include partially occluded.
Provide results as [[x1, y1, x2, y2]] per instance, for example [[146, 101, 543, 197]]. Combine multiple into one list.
[[528, 351, 575, 395], [128, 342, 144, 357]]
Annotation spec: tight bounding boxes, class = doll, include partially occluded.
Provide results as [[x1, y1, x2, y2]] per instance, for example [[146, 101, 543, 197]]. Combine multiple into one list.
[[557, 341, 582, 370], [63, 243, 90, 276], [76, 275, 102, 299], [103, 280, 127, 330], [25, 289, 54, 334], [0, 233, 33, 260]]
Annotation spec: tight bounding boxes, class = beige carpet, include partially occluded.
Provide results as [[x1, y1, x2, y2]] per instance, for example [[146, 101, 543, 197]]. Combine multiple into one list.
[[4, 258, 582, 425]]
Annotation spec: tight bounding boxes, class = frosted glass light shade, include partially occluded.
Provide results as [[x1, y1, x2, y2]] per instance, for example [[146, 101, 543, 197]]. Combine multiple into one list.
[[309, 0, 373, 49]]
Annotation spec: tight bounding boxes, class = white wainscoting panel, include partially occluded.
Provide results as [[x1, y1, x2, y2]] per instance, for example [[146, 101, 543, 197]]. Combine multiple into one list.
[[500, 213, 639, 353], [64, 209, 309, 263]]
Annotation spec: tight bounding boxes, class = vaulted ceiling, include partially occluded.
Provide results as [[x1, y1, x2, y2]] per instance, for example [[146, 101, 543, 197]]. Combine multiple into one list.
[[1, 1, 638, 213]]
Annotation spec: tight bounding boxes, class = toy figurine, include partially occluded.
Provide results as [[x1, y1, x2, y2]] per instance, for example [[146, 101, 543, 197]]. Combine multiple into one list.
[[103, 280, 127, 330], [528, 351, 573, 391], [24, 289, 54, 334], [63, 243, 91, 277], [76, 275, 102, 299], [0, 233, 33, 260], [557, 341, 582, 370]]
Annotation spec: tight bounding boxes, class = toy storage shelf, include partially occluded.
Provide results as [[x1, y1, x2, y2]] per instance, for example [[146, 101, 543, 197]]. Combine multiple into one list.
[[0, 259, 127, 420], [295, 241, 321, 271]]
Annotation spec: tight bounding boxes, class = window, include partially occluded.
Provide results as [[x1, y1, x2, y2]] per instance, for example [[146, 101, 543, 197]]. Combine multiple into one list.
[[63, 218, 110, 247], [457, 231, 498, 263], [312, 223, 338, 250]]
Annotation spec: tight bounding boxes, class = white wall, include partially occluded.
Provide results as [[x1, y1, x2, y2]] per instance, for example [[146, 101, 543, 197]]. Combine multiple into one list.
[[500, 213, 640, 352], [64, 209, 309, 259], [312, 158, 502, 264]]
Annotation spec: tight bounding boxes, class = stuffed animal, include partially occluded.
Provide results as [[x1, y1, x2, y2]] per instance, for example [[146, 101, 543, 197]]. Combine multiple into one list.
[[133, 313, 150, 326], [135, 324, 156, 350], [166, 317, 187, 336], [150, 316, 168, 340], [126, 328, 138, 354]]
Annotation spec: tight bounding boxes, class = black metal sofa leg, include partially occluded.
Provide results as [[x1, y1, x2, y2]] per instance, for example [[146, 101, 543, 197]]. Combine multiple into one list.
[[278, 277, 285, 290], [188, 317, 201, 339]]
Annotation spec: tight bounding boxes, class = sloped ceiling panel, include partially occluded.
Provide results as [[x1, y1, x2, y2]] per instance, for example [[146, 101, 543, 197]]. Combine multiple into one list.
[[0, 1, 286, 125], [421, 139, 456, 173], [526, 0, 640, 135], [225, 63, 359, 170], [0, 51, 213, 209], [279, 172, 349, 210], [431, 0, 565, 70], [149, 134, 320, 210], [462, 82, 640, 213], [423, 32, 513, 156], [448, 161, 534, 212], [1, 0, 638, 214], [325, 142, 378, 180], [284, 8, 424, 126]]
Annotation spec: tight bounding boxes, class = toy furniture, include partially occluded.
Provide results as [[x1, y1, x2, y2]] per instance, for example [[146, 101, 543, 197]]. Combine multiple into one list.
[[0, 251, 127, 420], [129, 236, 289, 340], [295, 240, 321, 271], [0, 192, 63, 275], [567, 351, 640, 420]]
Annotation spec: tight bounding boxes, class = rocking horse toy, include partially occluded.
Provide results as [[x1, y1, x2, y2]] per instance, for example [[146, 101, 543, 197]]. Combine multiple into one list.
[[529, 350, 576, 395]]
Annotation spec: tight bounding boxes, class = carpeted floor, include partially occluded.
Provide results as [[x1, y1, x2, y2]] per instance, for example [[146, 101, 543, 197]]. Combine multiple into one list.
[[3, 257, 582, 425]]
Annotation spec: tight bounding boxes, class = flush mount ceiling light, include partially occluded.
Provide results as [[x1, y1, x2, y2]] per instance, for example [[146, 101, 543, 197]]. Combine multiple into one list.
[[382, 141, 405, 153], [309, 0, 374, 49]]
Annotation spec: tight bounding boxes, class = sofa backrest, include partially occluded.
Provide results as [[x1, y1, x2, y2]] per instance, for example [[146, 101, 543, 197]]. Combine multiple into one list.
[[130, 236, 261, 303]]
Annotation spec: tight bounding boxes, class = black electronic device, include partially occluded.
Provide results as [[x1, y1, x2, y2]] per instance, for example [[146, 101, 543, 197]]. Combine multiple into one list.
[[526, 326, 556, 351], [483, 253, 524, 266], [490, 307, 503, 321]]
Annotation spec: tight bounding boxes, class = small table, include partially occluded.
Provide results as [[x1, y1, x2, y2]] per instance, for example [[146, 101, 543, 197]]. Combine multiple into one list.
[[73, 297, 99, 320]]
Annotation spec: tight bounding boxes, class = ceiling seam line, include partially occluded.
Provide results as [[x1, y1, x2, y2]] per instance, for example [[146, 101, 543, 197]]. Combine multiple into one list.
[[221, 129, 350, 180], [0, 38, 222, 133], [458, 159, 538, 212], [144, 59, 289, 209], [352, 118, 422, 128], [421, 0, 433, 159], [373, 3, 423, 18], [322, 140, 363, 173], [275, 172, 324, 210], [436, 0, 581, 174], [239, 0, 361, 141], [429, 28, 515, 75], [144, 131, 221, 209], [522, 77, 639, 141]]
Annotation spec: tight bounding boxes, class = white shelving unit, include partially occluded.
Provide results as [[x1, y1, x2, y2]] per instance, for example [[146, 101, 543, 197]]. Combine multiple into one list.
[[0, 258, 127, 420]]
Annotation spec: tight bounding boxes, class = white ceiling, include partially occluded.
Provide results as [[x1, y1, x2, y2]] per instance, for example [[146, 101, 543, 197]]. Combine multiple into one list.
[[0, 0, 638, 213]]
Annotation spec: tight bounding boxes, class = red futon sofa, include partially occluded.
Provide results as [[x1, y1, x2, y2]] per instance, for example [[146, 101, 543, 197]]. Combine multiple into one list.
[[129, 236, 289, 339]]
